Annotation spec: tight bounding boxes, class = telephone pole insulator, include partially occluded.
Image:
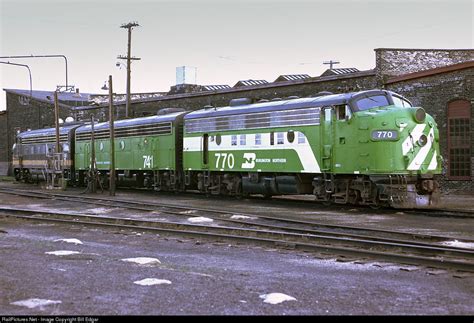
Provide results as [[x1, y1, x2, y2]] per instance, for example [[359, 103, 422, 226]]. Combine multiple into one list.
[[323, 60, 340, 70]]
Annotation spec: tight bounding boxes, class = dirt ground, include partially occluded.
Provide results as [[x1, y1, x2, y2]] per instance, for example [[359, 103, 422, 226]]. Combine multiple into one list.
[[0, 184, 473, 316], [1, 217, 473, 316]]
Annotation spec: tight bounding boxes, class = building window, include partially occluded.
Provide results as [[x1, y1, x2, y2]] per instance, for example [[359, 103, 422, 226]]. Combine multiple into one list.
[[447, 100, 471, 180]]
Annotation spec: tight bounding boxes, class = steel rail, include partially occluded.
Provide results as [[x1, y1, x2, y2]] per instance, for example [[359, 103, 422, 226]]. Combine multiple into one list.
[[0, 187, 473, 249], [1, 206, 473, 273]]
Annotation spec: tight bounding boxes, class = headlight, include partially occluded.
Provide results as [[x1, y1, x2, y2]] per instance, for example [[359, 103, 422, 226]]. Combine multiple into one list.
[[414, 108, 426, 123], [418, 134, 428, 146]]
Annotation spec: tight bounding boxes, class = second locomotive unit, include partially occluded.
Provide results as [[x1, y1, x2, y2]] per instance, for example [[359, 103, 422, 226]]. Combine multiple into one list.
[[13, 89, 442, 209]]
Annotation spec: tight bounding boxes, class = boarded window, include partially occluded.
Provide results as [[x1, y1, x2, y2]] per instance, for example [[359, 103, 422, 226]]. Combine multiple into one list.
[[447, 100, 471, 180]]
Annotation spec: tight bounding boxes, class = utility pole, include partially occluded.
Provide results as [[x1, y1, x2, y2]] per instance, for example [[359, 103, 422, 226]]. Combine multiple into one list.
[[90, 115, 96, 193], [118, 22, 140, 118], [108, 75, 116, 196], [54, 91, 60, 154], [323, 60, 340, 70]]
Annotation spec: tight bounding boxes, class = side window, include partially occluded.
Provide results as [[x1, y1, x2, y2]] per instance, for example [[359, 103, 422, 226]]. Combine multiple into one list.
[[298, 132, 306, 144], [336, 105, 349, 121], [277, 132, 284, 144], [231, 135, 237, 146], [255, 133, 262, 145], [240, 134, 246, 146], [270, 132, 274, 145]]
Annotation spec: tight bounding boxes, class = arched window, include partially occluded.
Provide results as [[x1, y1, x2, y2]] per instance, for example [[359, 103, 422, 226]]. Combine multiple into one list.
[[447, 100, 471, 180]]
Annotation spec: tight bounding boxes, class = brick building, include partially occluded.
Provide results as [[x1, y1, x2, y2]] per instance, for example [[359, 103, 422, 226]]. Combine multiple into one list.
[[0, 89, 94, 175], [1, 48, 473, 192]]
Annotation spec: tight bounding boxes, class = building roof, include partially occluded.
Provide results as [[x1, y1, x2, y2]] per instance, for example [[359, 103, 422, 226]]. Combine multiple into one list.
[[320, 68, 360, 77], [71, 69, 376, 111], [202, 85, 231, 91], [233, 79, 269, 87], [385, 60, 474, 84], [274, 74, 311, 82], [3, 89, 97, 103]]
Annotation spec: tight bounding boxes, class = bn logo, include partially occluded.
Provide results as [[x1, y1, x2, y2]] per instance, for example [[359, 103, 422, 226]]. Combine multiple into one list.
[[241, 153, 256, 169]]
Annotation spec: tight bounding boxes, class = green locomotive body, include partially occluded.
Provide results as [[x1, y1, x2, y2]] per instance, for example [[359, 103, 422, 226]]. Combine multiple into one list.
[[183, 90, 441, 208], [74, 112, 186, 190], [12, 89, 441, 208]]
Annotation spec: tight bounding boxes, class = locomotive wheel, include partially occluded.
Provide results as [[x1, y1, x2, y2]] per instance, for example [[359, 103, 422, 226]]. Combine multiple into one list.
[[322, 200, 332, 206]]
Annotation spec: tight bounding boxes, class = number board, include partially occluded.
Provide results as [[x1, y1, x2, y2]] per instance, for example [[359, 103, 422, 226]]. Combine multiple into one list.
[[371, 130, 398, 140]]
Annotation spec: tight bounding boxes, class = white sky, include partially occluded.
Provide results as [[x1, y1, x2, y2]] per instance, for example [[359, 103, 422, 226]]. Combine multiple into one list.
[[0, 0, 473, 110]]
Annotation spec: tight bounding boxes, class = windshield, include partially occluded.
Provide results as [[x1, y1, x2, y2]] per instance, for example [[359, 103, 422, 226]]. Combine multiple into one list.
[[355, 95, 390, 111], [392, 95, 412, 108]]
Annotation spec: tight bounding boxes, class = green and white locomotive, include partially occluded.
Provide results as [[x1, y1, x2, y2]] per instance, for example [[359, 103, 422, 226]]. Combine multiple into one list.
[[13, 89, 441, 208], [74, 111, 186, 190], [182, 90, 441, 208]]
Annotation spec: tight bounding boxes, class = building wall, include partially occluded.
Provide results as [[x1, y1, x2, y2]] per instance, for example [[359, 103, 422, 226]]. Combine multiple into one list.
[[0, 112, 8, 175], [375, 48, 474, 82], [385, 67, 474, 192], [130, 73, 378, 119], [4, 92, 72, 175]]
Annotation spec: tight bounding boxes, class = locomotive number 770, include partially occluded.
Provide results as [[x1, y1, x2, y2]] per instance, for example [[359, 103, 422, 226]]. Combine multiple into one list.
[[214, 153, 235, 169]]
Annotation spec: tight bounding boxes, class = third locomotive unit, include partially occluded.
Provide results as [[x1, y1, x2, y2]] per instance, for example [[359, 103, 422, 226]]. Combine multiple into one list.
[[13, 89, 442, 208]]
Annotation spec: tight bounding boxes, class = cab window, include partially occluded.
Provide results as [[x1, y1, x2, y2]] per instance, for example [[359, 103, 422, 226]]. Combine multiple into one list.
[[392, 95, 412, 108], [336, 104, 352, 121], [355, 95, 389, 111]]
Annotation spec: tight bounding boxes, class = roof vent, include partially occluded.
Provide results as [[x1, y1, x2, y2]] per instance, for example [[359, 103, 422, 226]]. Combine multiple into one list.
[[312, 91, 334, 97], [203, 104, 214, 110], [229, 98, 252, 107], [287, 96, 299, 100], [271, 97, 282, 101], [257, 99, 269, 103]]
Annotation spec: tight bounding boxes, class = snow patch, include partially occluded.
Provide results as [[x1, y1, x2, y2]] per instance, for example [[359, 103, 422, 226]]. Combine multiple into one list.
[[133, 278, 172, 286], [231, 215, 257, 220], [45, 250, 81, 256], [259, 293, 297, 304], [442, 240, 474, 249], [86, 208, 111, 214], [54, 238, 83, 245], [187, 216, 213, 223], [11, 298, 61, 309], [180, 210, 196, 214], [121, 257, 161, 265]]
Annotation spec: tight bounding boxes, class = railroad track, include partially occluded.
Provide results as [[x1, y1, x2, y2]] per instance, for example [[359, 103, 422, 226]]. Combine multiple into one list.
[[0, 187, 472, 248], [0, 188, 473, 273]]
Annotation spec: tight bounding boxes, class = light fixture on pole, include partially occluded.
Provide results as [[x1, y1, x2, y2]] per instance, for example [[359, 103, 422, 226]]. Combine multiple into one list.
[[0, 61, 33, 99]]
